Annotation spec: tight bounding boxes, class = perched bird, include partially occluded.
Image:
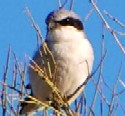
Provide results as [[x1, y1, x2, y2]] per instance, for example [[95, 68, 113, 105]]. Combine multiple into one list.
[[20, 9, 94, 115]]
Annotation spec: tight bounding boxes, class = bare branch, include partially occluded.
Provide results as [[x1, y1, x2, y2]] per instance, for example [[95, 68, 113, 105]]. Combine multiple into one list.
[[69, 0, 74, 10], [104, 10, 125, 29], [90, 0, 125, 55], [1, 47, 11, 116]]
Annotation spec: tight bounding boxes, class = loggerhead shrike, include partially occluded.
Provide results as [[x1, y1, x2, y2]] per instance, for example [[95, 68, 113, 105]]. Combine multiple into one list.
[[20, 9, 94, 115]]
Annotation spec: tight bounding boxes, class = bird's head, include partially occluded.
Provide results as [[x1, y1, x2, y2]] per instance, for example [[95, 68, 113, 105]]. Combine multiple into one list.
[[46, 9, 85, 42]]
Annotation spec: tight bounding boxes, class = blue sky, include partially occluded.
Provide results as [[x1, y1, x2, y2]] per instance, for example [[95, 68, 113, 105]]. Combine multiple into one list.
[[0, 0, 125, 115]]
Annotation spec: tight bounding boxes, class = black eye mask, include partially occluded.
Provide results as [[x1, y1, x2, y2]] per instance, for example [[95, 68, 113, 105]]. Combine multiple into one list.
[[55, 17, 84, 30]]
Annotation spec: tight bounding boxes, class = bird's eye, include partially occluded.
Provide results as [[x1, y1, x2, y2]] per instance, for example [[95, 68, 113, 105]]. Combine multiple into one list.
[[56, 17, 84, 30], [66, 18, 70, 22]]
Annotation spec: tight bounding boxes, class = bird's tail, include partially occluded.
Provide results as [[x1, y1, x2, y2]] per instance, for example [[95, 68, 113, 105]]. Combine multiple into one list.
[[19, 97, 37, 115]]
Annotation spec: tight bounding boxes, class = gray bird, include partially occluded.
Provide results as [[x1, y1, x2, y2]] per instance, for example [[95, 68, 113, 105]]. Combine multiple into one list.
[[20, 9, 94, 115]]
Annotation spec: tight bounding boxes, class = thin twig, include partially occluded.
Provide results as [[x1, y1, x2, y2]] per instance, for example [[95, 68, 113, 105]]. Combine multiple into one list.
[[83, 8, 94, 22], [89, 31, 105, 116], [1, 47, 11, 116], [69, 0, 74, 10], [58, 0, 62, 8], [59, 0, 68, 9], [90, 0, 125, 55], [68, 50, 107, 105], [104, 10, 125, 29], [108, 63, 122, 116]]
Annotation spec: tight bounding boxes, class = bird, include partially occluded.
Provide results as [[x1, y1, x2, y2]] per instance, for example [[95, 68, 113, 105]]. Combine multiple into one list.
[[19, 9, 94, 115]]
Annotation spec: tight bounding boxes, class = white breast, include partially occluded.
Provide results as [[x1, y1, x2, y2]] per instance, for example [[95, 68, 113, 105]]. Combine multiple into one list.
[[29, 27, 94, 104]]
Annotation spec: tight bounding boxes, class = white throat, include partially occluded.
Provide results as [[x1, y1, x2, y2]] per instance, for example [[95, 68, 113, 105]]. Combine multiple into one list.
[[46, 26, 87, 43]]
